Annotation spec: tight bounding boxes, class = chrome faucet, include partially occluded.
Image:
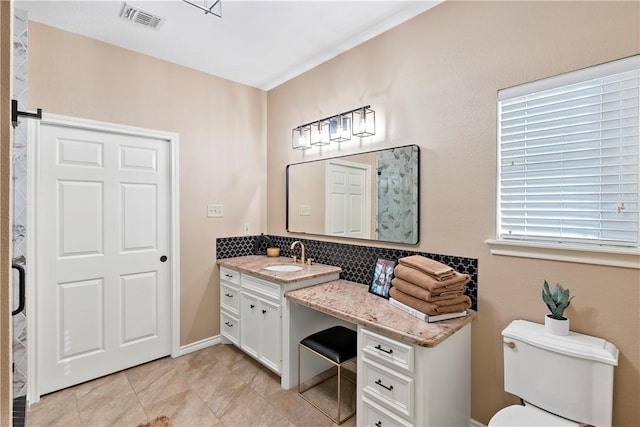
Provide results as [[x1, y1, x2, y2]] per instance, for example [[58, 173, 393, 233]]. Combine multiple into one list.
[[290, 240, 305, 264]]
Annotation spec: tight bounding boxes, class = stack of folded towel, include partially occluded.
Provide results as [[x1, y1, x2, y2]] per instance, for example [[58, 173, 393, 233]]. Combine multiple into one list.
[[389, 255, 471, 316]]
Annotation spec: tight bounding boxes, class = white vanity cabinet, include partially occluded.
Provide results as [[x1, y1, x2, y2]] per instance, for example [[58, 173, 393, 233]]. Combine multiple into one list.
[[217, 259, 341, 385], [357, 325, 471, 427], [240, 274, 282, 374]]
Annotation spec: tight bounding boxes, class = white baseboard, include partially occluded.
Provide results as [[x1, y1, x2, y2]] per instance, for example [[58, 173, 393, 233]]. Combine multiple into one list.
[[470, 418, 486, 427], [177, 334, 222, 357]]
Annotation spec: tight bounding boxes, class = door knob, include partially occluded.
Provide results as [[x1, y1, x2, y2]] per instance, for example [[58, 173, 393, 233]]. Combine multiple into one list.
[[160, 255, 167, 262]]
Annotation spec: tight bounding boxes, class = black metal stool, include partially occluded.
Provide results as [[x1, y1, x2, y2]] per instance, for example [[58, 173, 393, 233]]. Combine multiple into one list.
[[298, 325, 357, 425]]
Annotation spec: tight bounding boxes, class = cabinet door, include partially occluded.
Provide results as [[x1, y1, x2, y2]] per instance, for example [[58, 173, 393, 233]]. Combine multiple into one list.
[[258, 298, 281, 373], [240, 291, 260, 359]]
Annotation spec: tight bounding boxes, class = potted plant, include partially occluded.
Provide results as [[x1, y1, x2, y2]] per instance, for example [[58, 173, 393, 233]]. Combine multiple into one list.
[[542, 280, 574, 335]]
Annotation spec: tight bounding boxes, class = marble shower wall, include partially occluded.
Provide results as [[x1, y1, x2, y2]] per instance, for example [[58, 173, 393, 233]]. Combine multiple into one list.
[[375, 146, 419, 243], [12, 8, 28, 399]]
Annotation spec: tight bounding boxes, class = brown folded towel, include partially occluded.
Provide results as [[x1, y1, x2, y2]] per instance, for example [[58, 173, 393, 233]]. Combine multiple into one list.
[[389, 287, 471, 316], [391, 277, 464, 302], [398, 255, 456, 281], [394, 264, 470, 293]]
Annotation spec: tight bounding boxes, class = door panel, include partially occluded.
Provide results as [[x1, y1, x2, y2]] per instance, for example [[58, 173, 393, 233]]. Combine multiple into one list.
[[121, 271, 159, 343], [121, 183, 157, 251], [58, 278, 104, 359], [37, 122, 171, 395], [59, 181, 103, 257]]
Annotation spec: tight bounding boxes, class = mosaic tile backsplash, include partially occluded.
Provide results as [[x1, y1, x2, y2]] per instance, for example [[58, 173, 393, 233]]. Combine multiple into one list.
[[217, 235, 478, 311]]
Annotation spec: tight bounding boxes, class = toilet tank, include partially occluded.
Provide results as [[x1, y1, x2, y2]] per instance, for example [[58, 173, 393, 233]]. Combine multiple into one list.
[[502, 320, 619, 427]]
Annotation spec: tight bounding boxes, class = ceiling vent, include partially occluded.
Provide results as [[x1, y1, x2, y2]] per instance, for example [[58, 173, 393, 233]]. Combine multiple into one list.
[[119, 3, 165, 30]]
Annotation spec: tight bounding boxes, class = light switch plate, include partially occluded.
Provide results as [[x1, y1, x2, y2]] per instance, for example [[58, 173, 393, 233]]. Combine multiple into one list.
[[207, 204, 224, 218], [300, 205, 311, 216]]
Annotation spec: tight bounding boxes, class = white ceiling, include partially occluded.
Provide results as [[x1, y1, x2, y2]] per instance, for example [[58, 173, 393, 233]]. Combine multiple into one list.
[[16, 0, 442, 90]]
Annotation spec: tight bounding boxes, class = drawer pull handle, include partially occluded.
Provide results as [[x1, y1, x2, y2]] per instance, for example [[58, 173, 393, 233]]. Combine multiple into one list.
[[375, 422, 382, 427], [262, 309, 267, 314], [375, 344, 393, 354], [250, 304, 255, 309], [375, 379, 394, 391], [224, 274, 233, 278], [225, 322, 233, 327], [225, 293, 233, 298]]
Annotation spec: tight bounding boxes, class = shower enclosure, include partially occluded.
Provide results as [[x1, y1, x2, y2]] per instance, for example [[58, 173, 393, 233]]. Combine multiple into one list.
[[12, 8, 29, 424]]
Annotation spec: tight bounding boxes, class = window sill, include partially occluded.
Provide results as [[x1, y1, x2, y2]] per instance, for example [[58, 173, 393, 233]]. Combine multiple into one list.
[[485, 239, 640, 269]]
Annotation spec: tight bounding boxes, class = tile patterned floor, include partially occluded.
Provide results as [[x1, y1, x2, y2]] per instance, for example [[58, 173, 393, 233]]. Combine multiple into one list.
[[26, 344, 356, 427]]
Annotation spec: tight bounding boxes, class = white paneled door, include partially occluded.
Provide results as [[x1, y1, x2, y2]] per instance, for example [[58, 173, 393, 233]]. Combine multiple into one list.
[[36, 120, 173, 396], [325, 160, 370, 239]]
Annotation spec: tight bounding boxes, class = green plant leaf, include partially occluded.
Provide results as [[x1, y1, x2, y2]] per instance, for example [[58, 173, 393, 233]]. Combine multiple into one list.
[[541, 280, 572, 319]]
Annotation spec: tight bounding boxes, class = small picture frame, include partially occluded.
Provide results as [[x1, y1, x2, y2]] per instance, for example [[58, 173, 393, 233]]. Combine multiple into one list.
[[369, 258, 397, 299]]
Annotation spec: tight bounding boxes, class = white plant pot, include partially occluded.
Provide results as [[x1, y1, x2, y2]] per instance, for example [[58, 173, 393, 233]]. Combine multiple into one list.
[[545, 315, 570, 336]]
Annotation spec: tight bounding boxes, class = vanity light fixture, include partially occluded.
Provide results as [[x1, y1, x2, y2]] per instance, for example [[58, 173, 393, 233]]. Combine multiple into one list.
[[329, 113, 351, 142], [292, 124, 312, 150], [311, 120, 330, 146], [352, 106, 375, 137], [182, 0, 222, 18], [292, 105, 374, 151]]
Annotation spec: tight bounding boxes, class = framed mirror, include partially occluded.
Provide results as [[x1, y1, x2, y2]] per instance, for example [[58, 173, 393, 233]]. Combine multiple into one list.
[[286, 145, 419, 244]]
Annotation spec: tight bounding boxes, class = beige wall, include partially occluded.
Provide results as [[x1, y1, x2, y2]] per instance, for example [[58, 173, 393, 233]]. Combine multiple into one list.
[[27, 22, 268, 346], [1, 2, 13, 425], [288, 160, 325, 234], [267, 2, 639, 425]]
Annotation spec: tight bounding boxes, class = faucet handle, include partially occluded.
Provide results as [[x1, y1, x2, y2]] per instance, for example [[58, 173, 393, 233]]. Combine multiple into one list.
[[306, 258, 314, 266], [292, 256, 298, 264]]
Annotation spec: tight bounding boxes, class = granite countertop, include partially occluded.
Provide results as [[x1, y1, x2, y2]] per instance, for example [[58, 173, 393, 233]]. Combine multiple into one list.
[[217, 255, 342, 284], [285, 279, 476, 348]]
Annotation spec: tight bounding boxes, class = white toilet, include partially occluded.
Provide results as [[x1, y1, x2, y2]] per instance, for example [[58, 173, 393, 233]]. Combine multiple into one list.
[[489, 319, 619, 427]]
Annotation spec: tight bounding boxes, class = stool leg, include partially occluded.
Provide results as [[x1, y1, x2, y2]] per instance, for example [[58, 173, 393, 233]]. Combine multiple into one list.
[[337, 363, 342, 423], [297, 343, 301, 394]]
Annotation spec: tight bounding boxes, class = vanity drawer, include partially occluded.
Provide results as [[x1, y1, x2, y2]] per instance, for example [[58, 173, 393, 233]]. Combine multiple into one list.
[[220, 267, 240, 285], [362, 358, 414, 418], [221, 311, 240, 346], [362, 328, 414, 373], [242, 274, 280, 301], [362, 396, 414, 427], [221, 283, 240, 315]]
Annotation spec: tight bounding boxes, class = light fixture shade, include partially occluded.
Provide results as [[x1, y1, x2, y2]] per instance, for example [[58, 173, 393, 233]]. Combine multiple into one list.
[[352, 107, 375, 137], [292, 125, 312, 150], [329, 114, 351, 142], [311, 120, 330, 146]]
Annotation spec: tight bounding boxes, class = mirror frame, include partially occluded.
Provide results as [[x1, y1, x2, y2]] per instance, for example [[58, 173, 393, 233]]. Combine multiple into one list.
[[286, 145, 420, 244]]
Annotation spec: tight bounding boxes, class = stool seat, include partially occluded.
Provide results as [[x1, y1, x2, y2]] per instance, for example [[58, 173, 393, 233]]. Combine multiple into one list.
[[300, 326, 357, 364]]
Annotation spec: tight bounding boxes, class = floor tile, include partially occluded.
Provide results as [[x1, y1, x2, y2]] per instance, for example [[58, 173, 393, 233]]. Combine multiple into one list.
[[267, 388, 334, 427], [73, 371, 135, 412], [25, 388, 81, 427], [143, 389, 221, 427], [77, 392, 147, 427], [184, 360, 246, 403], [207, 384, 287, 426], [125, 358, 190, 407]]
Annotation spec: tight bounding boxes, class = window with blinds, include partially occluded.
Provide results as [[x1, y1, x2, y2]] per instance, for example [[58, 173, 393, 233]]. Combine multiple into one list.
[[497, 56, 640, 248]]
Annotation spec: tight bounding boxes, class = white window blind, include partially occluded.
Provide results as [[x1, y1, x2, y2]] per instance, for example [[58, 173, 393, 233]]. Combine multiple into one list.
[[498, 56, 640, 247]]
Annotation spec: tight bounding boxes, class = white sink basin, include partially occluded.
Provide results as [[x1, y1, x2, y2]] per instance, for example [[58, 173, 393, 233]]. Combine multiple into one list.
[[265, 264, 303, 272]]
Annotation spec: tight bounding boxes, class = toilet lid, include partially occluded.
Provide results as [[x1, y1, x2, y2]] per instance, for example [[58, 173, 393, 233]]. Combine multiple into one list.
[[489, 405, 580, 426]]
